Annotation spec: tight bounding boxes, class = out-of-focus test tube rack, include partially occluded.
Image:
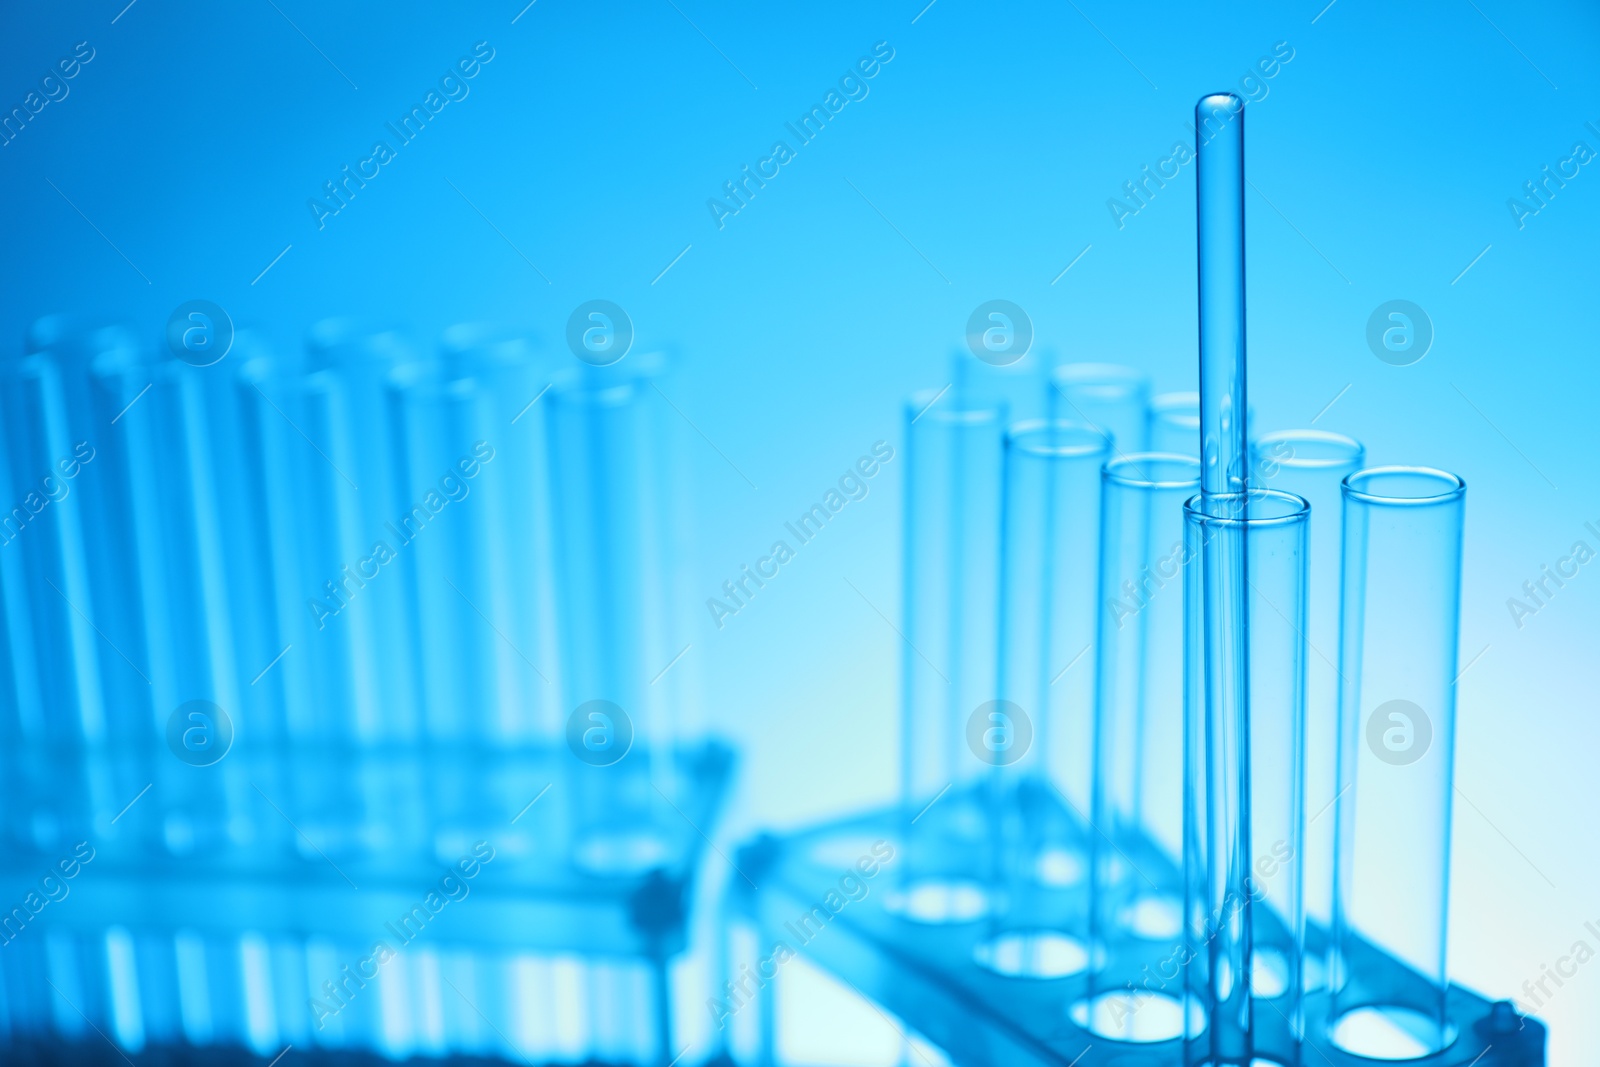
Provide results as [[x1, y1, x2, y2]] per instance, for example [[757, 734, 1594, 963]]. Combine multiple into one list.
[[0, 742, 731, 1065], [0, 317, 731, 1065]]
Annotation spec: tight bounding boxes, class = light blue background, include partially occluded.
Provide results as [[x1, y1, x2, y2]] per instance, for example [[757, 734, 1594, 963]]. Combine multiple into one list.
[[1, 0, 1596, 1060]]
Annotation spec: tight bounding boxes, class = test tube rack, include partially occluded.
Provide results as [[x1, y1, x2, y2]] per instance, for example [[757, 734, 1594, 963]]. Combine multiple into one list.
[[0, 740, 732, 1065], [0, 317, 729, 1064], [727, 785, 1546, 1067]]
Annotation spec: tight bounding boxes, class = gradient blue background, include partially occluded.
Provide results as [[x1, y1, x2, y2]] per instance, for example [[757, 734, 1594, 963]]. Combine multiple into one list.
[[1, 0, 1596, 1060]]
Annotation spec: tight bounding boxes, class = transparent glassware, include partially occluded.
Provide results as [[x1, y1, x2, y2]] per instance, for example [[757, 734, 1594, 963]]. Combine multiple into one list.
[[1329, 467, 1465, 1058], [304, 321, 424, 743], [1048, 363, 1151, 458], [1195, 91, 1248, 499], [1249, 430, 1365, 994], [1149, 391, 1200, 458], [387, 328, 557, 746], [439, 326, 564, 748], [969, 344, 1048, 425], [897, 383, 1006, 873], [1077, 454, 1199, 1039], [1183, 488, 1308, 1064], [545, 359, 683, 875], [1151, 392, 1252, 463], [975, 420, 1107, 970], [994, 421, 1108, 805]]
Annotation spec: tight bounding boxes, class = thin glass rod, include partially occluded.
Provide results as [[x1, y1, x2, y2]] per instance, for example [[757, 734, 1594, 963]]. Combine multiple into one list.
[[1196, 92, 1248, 497]]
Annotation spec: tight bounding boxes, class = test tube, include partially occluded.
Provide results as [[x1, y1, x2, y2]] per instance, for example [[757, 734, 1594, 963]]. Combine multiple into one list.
[[1079, 454, 1199, 1038], [1329, 468, 1464, 1058], [994, 420, 1106, 796], [206, 332, 303, 752], [267, 359, 365, 746], [386, 359, 516, 745], [1048, 363, 1151, 458], [1149, 392, 1199, 458], [26, 320, 154, 752], [1183, 488, 1307, 1064], [1249, 430, 1365, 992], [0, 345, 99, 753], [1186, 89, 1301, 1064], [898, 381, 1006, 883], [20, 323, 212, 1044], [545, 359, 678, 872], [304, 321, 421, 744], [980, 420, 1105, 955], [438, 324, 559, 745], [969, 343, 1046, 425], [0, 342, 103, 901], [138, 354, 251, 861], [382, 325, 559, 899]]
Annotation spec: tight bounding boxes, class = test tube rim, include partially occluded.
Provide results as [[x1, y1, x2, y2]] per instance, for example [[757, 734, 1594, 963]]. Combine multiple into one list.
[[1183, 487, 1309, 529], [1149, 390, 1200, 426], [306, 318, 415, 371], [1004, 417, 1109, 458], [905, 387, 1005, 426], [1049, 361, 1152, 400], [1252, 429, 1366, 471], [1342, 465, 1466, 507], [549, 368, 649, 408], [1103, 451, 1201, 490]]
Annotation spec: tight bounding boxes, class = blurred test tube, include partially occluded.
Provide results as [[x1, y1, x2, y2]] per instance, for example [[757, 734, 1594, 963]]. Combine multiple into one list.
[[26, 320, 153, 754], [1049, 363, 1151, 458], [1080, 453, 1199, 1037], [1148, 392, 1199, 458], [974, 419, 1105, 973], [897, 378, 1006, 868], [994, 420, 1107, 826], [545, 357, 681, 874], [302, 321, 421, 744], [440, 325, 560, 744], [1249, 429, 1365, 991]]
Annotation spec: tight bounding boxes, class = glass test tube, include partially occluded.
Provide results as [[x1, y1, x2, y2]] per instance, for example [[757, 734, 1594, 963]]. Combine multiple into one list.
[[150, 350, 307, 1044], [1329, 468, 1464, 1058], [0, 344, 99, 751], [1149, 393, 1200, 458], [898, 381, 1005, 878], [0, 342, 101, 876], [1081, 454, 1200, 1036], [265, 356, 365, 747], [139, 354, 249, 861], [546, 359, 678, 873], [967, 343, 1046, 424], [1183, 489, 1307, 1064], [1049, 363, 1151, 458], [1249, 430, 1365, 992], [303, 321, 420, 744], [980, 420, 1105, 957], [995, 421, 1107, 797], [440, 325, 560, 746], [386, 360, 497, 743], [232, 341, 366, 917], [19, 323, 211, 1044], [27, 320, 154, 752], [208, 332, 301, 753]]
